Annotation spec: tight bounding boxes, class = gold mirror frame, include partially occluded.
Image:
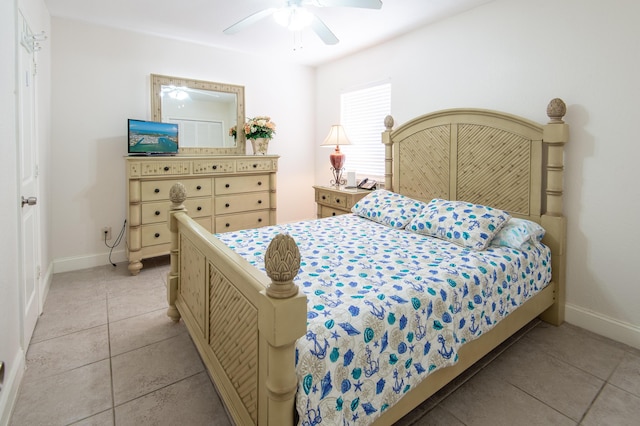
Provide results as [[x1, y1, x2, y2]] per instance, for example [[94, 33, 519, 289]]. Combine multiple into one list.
[[151, 74, 246, 155]]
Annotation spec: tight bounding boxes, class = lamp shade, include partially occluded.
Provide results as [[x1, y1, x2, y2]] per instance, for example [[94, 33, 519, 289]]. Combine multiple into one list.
[[320, 124, 351, 147]]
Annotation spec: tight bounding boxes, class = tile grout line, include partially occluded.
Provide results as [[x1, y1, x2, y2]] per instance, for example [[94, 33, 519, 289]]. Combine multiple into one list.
[[106, 292, 117, 425]]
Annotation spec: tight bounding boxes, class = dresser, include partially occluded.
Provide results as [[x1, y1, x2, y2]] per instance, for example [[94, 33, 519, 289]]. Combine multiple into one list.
[[126, 155, 278, 275], [313, 186, 370, 218]]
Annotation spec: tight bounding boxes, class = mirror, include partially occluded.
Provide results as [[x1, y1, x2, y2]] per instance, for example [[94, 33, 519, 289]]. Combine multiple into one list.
[[151, 74, 245, 155]]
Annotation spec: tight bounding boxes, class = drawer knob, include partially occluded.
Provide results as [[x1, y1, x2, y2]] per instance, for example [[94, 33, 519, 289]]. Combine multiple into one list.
[[257, 181, 262, 186], [336, 199, 341, 203], [225, 223, 230, 227], [322, 195, 326, 200], [212, 165, 217, 170], [225, 183, 230, 188], [154, 233, 160, 238], [196, 185, 202, 190], [163, 166, 169, 171], [258, 200, 262, 204], [332, 212, 336, 216], [253, 164, 257, 168], [154, 188, 160, 193], [225, 203, 230, 208], [258, 218, 262, 223], [197, 206, 202, 211], [155, 210, 160, 216]]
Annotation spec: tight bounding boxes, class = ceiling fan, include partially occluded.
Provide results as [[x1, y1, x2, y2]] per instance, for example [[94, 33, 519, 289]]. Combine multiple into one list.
[[223, 0, 383, 45]]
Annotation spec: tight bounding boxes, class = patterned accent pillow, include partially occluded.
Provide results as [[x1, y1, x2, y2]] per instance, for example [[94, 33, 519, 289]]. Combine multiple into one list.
[[407, 198, 511, 250], [490, 218, 546, 250], [351, 189, 427, 229]]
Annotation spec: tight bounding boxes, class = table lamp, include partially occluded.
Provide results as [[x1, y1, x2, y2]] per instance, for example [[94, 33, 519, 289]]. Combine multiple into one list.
[[320, 124, 351, 186]]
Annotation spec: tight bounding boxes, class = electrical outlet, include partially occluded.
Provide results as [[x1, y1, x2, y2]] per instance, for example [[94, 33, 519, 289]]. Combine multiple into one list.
[[102, 226, 112, 240]]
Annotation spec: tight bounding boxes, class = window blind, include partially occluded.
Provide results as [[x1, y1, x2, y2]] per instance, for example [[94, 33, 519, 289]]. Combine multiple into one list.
[[340, 82, 391, 177]]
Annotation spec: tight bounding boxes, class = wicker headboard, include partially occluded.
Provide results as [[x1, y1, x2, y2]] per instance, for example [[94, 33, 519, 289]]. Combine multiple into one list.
[[381, 99, 569, 324], [382, 100, 568, 220]]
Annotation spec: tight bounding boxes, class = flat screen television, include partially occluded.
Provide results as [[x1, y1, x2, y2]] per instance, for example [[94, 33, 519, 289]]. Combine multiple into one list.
[[128, 119, 179, 155]]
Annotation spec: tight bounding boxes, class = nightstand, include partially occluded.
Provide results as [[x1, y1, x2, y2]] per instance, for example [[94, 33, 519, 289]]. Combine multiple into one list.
[[313, 186, 371, 218]]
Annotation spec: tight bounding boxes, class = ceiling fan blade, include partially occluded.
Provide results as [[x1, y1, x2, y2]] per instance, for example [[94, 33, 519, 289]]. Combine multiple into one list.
[[310, 14, 339, 45], [223, 8, 278, 35], [313, 0, 382, 9]]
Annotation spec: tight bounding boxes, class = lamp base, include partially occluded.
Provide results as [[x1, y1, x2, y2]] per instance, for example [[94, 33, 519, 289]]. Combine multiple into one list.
[[329, 146, 346, 186], [329, 167, 346, 187]]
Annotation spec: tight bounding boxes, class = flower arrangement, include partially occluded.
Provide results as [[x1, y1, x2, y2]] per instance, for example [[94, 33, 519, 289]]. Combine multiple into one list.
[[229, 126, 237, 140], [244, 116, 276, 140]]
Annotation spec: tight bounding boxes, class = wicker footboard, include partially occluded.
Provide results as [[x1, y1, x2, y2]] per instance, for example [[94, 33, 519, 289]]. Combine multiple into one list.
[[166, 183, 306, 426]]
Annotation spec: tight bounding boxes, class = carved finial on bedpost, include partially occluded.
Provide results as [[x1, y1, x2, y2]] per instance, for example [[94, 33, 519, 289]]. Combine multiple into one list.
[[546, 98, 567, 124], [265, 234, 300, 299], [384, 115, 394, 131], [169, 182, 187, 208]]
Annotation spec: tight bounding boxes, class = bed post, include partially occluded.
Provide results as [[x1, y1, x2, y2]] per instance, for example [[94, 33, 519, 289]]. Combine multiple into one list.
[[540, 98, 569, 325], [382, 115, 395, 190], [166, 182, 186, 322], [259, 234, 307, 425]]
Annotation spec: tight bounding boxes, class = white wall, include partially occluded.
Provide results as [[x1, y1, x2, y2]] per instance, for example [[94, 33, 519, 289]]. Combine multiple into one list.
[[50, 18, 317, 272], [316, 0, 640, 348]]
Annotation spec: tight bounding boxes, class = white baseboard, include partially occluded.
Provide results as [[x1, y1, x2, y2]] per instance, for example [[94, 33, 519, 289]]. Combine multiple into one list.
[[0, 350, 25, 426], [565, 303, 640, 350], [52, 249, 127, 273], [39, 262, 53, 310]]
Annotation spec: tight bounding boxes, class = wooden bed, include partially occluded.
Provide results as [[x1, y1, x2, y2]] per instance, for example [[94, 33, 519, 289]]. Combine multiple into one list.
[[165, 99, 569, 425]]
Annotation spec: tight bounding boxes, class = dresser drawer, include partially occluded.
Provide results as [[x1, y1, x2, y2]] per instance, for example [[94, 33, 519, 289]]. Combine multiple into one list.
[[193, 159, 235, 174], [140, 161, 190, 176], [236, 158, 275, 172], [141, 201, 169, 224], [215, 211, 269, 233], [215, 192, 270, 214], [141, 223, 172, 247], [141, 178, 211, 201], [215, 175, 269, 195], [193, 216, 212, 233]]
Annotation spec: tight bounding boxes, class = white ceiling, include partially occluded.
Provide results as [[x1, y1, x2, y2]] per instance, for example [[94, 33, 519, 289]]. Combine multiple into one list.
[[44, 0, 493, 67]]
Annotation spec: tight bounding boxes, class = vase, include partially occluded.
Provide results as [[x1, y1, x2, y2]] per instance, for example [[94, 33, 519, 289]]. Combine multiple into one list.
[[251, 138, 270, 155]]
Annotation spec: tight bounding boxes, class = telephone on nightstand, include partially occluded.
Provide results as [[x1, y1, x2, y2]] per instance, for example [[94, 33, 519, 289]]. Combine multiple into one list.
[[357, 178, 377, 190]]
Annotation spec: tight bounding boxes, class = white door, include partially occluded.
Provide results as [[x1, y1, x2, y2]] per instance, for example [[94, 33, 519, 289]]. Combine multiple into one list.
[[18, 11, 41, 348]]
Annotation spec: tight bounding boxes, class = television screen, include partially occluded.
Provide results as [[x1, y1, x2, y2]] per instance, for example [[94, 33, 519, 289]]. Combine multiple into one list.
[[128, 119, 179, 155]]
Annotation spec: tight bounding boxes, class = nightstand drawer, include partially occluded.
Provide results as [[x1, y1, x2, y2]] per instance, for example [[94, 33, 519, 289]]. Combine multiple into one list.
[[320, 205, 348, 218], [215, 211, 268, 232], [314, 186, 370, 219], [316, 189, 333, 206]]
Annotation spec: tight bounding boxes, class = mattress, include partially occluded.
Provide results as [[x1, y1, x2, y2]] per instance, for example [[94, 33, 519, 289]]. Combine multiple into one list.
[[217, 214, 552, 425]]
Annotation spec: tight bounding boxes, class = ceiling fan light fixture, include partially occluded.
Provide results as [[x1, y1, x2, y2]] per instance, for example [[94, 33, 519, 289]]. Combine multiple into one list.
[[273, 6, 313, 31]]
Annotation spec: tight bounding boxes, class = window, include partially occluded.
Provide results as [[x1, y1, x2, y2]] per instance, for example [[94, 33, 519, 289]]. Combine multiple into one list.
[[340, 82, 391, 177]]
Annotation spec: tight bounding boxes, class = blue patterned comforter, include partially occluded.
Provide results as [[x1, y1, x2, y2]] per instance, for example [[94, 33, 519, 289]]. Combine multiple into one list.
[[216, 214, 552, 425]]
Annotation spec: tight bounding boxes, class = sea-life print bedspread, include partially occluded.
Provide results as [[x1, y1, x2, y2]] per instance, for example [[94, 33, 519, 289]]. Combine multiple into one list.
[[217, 214, 552, 425]]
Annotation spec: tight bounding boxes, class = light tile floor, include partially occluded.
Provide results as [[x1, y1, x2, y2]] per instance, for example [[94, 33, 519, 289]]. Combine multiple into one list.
[[9, 257, 640, 425]]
